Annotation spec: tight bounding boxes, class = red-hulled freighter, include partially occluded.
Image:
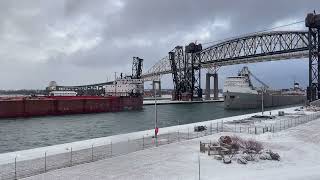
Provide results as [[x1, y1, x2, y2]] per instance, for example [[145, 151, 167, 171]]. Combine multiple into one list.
[[0, 77, 144, 118]]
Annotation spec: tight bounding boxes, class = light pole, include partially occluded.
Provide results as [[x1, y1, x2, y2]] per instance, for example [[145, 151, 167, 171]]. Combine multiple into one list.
[[261, 87, 265, 115], [153, 81, 158, 146]]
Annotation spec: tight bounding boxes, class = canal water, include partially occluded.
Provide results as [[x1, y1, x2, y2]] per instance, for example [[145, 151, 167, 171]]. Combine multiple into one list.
[[0, 102, 288, 153]]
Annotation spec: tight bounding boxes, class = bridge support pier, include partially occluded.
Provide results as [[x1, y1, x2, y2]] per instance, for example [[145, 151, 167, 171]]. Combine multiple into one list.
[[152, 80, 161, 97], [205, 73, 218, 100]]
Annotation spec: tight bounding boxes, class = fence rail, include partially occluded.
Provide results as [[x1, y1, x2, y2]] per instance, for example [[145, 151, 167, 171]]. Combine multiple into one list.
[[1, 112, 320, 180]]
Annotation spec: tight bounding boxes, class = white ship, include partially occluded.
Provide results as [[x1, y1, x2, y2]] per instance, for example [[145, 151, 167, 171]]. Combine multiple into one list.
[[104, 76, 144, 97], [223, 67, 306, 109]]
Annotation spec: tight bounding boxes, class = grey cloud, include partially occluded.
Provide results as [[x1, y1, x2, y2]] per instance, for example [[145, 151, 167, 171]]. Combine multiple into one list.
[[0, 0, 319, 89]]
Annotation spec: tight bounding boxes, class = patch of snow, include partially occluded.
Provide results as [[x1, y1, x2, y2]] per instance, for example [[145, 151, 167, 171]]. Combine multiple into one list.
[[23, 117, 320, 180], [0, 106, 307, 166]]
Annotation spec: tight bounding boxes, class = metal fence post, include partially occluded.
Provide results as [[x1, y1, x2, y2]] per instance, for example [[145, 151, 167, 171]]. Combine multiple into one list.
[[110, 141, 113, 157], [178, 130, 180, 142], [14, 156, 17, 180], [221, 120, 224, 132], [255, 127, 257, 134], [44, 152, 47, 172], [285, 120, 287, 129], [70, 147, 73, 166], [216, 122, 219, 133], [142, 135, 145, 150], [91, 144, 94, 161]]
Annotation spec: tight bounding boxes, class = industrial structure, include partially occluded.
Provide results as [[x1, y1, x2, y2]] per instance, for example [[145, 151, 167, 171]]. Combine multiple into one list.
[[142, 12, 320, 102], [48, 12, 320, 103], [47, 57, 144, 96]]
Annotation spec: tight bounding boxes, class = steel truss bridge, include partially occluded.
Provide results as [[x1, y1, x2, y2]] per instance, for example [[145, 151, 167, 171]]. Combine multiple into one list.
[[142, 31, 309, 78], [142, 12, 320, 101], [49, 13, 320, 101]]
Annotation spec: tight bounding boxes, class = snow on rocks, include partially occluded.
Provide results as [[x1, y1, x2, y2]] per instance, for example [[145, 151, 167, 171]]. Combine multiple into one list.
[[23, 117, 320, 180], [259, 153, 270, 160], [223, 157, 232, 164], [237, 156, 248, 164], [201, 135, 280, 165], [214, 155, 223, 160], [243, 153, 254, 161]]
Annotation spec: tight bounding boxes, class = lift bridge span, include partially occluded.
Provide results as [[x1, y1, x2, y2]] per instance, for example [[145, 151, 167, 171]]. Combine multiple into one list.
[[142, 31, 309, 79]]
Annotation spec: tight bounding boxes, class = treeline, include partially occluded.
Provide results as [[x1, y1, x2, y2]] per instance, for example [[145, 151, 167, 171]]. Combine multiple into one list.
[[0, 89, 47, 95]]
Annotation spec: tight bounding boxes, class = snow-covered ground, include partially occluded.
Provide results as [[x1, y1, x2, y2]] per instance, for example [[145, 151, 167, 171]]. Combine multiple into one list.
[[24, 114, 320, 180], [0, 106, 302, 166]]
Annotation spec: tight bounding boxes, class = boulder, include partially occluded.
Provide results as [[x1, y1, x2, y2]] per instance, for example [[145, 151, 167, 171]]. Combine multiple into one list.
[[269, 152, 280, 161], [223, 157, 232, 164], [265, 153, 272, 160], [243, 154, 254, 161], [214, 155, 223, 160], [237, 156, 248, 164], [219, 136, 232, 145], [262, 150, 280, 161], [259, 153, 268, 160]]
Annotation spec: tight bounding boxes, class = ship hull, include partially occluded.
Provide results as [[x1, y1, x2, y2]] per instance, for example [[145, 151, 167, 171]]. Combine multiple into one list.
[[0, 96, 143, 118], [224, 92, 306, 109]]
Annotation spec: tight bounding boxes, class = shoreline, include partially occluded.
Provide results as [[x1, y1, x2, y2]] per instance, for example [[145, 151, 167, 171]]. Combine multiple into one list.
[[0, 106, 303, 165]]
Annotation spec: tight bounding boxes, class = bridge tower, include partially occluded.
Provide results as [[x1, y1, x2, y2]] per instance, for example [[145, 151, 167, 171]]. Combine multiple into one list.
[[169, 43, 202, 101], [169, 46, 185, 100], [306, 13, 320, 101], [185, 43, 202, 100], [132, 57, 143, 79]]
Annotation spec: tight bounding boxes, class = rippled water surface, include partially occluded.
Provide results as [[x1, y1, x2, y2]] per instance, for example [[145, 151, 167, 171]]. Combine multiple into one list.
[[0, 102, 291, 153]]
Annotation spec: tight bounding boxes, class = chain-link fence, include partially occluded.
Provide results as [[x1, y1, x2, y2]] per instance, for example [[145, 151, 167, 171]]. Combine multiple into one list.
[[1, 111, 320, 180]]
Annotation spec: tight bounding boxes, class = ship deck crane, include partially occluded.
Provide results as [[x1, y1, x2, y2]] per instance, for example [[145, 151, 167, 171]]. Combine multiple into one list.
[[243, 66, 268, 115], [238, 66, 269, 89], [248, 70, 269, 90]]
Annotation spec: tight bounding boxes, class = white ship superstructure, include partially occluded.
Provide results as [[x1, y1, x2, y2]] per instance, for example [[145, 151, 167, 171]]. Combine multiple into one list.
[[104, 77, 144, 96], [223, 76, 258, 94]]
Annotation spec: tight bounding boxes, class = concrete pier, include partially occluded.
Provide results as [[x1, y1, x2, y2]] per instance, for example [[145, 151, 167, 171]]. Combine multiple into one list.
[[205, 73, 219, 100]]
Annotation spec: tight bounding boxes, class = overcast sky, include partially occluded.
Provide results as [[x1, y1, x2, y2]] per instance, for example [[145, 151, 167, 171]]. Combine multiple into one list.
[[0, 0, 319, 90]]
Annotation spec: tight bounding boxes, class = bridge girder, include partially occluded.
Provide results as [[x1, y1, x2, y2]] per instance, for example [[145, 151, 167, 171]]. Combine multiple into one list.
[[142, 31, 310, 79], [198, 31, 309, 65]]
